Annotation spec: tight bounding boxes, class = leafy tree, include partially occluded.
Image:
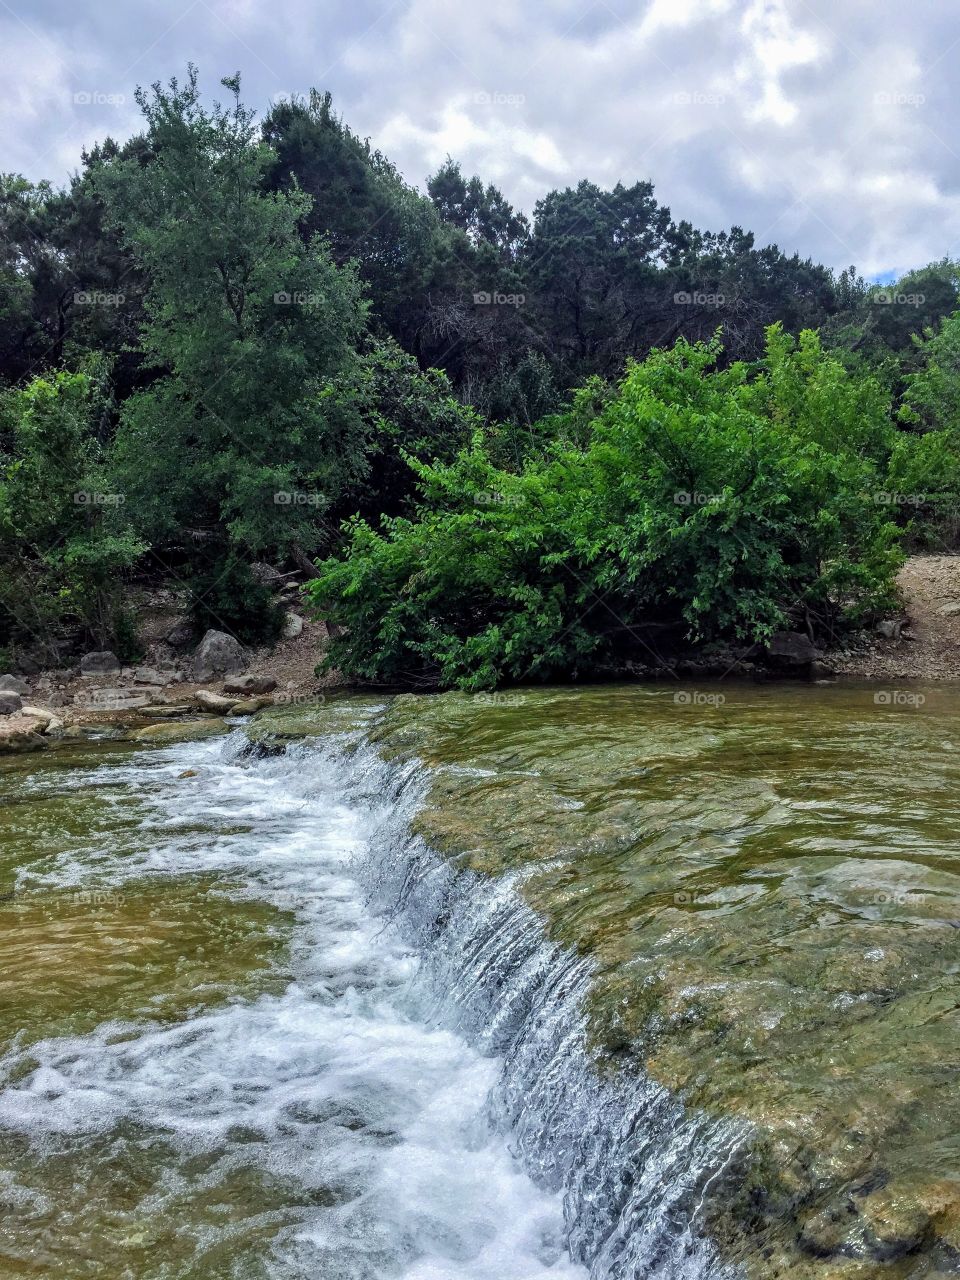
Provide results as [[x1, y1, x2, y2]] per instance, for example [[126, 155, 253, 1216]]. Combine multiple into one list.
[[307, 328, 902, 689], [95, 68, 368, 637], [0, 367, 143, 660], [427, 158, 529, 257]]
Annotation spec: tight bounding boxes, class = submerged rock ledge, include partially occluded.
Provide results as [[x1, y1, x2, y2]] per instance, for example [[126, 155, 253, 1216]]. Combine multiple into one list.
[[250, 686, 960, 1278]]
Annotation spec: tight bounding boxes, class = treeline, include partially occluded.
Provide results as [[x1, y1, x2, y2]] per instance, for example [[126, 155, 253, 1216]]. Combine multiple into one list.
[[2, 68, 960, 682]]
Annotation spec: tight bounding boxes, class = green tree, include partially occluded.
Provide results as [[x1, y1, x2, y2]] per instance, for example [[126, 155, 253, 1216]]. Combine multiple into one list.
[[0, 367, 143, 660], [96, 68, 368, 636], [307, 328, 901, 689]]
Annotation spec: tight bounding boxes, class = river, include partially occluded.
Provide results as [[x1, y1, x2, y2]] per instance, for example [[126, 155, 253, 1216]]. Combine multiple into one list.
[[0, 682, 958, 1278]]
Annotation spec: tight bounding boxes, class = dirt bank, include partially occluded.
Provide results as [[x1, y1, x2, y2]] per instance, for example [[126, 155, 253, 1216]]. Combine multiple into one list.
[[828, 554, 960, 681]]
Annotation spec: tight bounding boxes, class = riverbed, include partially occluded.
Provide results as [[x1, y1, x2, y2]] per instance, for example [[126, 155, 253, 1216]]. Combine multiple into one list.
[[1, 682, 958, 1277]]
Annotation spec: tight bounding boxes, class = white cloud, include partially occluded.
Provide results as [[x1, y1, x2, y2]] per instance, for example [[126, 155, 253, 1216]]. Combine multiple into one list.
[[5, 0, 960, 275]]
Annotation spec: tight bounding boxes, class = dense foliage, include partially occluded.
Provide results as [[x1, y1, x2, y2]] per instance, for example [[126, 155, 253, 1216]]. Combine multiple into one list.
[[1, 68, 960, 677], [306, 329, 903, 688]]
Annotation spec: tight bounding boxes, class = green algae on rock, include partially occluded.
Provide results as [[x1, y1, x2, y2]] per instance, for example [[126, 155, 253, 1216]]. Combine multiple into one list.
[[366, 682, 960, 1277], [130, 718, 230, 743]]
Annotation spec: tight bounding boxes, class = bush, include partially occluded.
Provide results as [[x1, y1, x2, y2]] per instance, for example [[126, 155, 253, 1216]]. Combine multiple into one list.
[[0, 367, 143, 657], [187, 554, 284, 646], [306, 327, 903, 689]]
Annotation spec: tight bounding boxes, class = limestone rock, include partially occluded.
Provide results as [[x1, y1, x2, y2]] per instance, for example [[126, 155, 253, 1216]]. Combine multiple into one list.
[[228, 697, 273, 715], [251, 561, 285, 589], [0, 675, 29, 696], [79, 650, 121, 677], [0, 691, 23, 716], [766, 630, 818, 667], [20, 705, 64, 734], [165, 620, 195, 649], [223, 673, 277, 696], [131, 719, 229, 743], [132, 667, 169, 686], [282, 612, 304, 640], [192, 630, 247, 682], [195, 689, 237, 713], [0, 714, 48, 753]]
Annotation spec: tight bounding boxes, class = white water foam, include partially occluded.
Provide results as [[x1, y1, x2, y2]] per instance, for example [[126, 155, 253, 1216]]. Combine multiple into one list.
[[3, 726, 743, 1278], [1, 730, 585, 1278]]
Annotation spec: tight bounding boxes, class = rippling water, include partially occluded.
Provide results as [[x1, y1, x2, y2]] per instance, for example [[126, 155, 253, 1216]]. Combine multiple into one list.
[[2, 681, 959, 1278], [0, 726, 588, 1278]]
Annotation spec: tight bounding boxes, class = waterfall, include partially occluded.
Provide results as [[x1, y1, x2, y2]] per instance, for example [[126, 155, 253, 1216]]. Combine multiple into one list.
[[318, 733, 747, 1279]]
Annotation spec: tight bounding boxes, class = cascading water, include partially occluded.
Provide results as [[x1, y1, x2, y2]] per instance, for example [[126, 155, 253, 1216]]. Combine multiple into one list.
[[0, 720, 739, 1278]]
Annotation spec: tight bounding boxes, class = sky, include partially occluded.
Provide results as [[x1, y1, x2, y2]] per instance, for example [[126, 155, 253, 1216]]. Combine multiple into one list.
[[2, 0, 959, 278]]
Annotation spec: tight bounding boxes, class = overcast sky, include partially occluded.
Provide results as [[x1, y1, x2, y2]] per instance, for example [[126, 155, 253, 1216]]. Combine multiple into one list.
[[3, 0, 959, 278]]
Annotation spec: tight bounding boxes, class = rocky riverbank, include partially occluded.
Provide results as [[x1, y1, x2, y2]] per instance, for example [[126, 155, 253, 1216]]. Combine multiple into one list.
[[0, 610, 340, 753]]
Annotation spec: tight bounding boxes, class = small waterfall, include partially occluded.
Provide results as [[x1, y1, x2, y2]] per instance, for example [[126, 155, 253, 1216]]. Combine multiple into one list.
[[333, 736, 747, 1280]]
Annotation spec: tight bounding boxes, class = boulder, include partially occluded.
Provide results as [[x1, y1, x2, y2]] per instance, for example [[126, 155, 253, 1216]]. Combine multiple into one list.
[[131, 719, 229, 744], [282, 612, 304, 640], [195, 689, 237, 713], [20, 705, 64, 734], [165, 620, 195, 649], [766, 630, 818, 668], [0, 675, 29, 696], [228, 697, 273, 715], [251, 561, 285, 589], [0, 714, 48, 753], [80, 650, 121, 677], [223, 673, 277, 696], [0, 692, 23, 717], [74, 688, 151, 712], [192, 629, 247, 682], [132, 667, 169, 686], [876, 619, 902, 641]]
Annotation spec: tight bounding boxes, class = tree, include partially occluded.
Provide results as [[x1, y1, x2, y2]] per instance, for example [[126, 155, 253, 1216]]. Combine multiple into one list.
[[0, 367, 143, 660], [307, 328, 902, 689], [96, 68, 368, 636]]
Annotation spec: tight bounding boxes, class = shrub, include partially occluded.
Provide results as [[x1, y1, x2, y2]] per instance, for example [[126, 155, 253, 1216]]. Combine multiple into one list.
[[306, 327, 903, 689]]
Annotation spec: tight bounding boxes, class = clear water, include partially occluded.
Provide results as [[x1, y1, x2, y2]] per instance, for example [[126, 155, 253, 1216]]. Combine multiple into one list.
[[0, 726, 590, 1279]]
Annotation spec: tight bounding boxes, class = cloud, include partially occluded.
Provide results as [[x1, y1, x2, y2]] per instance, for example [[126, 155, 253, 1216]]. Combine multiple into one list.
[[3, 0, 960, 276]]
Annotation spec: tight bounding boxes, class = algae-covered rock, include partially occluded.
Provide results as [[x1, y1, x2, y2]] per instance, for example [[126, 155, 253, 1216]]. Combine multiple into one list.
[[369, 681, 960, 1278], [131, 719, 228, 744]]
